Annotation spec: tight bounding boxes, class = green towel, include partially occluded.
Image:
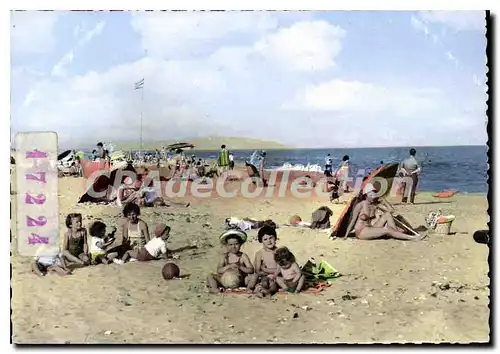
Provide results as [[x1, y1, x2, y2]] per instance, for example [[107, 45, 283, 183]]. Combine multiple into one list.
[[301, 259, 341, 284]]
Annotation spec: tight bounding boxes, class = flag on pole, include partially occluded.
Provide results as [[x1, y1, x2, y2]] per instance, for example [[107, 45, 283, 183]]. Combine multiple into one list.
[[134, 78, 144, 90]]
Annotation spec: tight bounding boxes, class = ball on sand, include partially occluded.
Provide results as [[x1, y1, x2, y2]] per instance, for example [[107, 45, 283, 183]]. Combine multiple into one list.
[[289, 215, 302, 225], [220, 270, 241, 289], [162, 262, 180, 280]]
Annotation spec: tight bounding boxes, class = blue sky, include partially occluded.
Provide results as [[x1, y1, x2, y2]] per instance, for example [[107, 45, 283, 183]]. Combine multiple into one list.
[[10, 11, 487, 148]]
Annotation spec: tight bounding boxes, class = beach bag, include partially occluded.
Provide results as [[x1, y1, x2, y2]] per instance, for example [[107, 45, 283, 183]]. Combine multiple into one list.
[[310, 206, 333, 229], [301, 258, 341, 285]]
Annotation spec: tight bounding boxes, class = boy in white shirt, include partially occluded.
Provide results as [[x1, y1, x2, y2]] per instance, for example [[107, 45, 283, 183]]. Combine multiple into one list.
[[116, 223, 170, 263]]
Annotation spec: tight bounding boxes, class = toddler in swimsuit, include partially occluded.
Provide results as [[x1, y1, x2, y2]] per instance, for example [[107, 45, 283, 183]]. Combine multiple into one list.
[[274, 247, 305, 293], [89, 221, 118, 264], [206, 230, 254, 293]]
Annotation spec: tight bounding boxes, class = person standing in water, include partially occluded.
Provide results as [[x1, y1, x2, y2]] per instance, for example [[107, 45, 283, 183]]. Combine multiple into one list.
[[229, 152, 235, 170], [325, 153, 333, 173], [258, 151, 267, 186], [335, 155, 350, 193], [399, 148, 421, 204]]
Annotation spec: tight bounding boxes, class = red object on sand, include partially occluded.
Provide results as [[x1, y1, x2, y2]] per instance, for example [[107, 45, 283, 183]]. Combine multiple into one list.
[[162, 263, 180, 280], [433, 190, 458, 198], [81, 160, 110, 179]]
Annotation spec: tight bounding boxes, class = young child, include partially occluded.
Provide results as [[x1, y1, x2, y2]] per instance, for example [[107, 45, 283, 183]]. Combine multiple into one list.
[[247, 226, 279, 297], [89, 221, 118, 264], [31, 254, 72, 277], [274, 247, 305, 293], [207, 230, 254, 294], [115, 223, 170, 264], [329, 179, 342, 203], [121, 202, 150, 249], [62, 213, 90, 266]]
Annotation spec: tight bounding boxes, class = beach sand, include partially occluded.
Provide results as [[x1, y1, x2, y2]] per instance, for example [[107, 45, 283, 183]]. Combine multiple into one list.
[[11, 167, 490, 344]]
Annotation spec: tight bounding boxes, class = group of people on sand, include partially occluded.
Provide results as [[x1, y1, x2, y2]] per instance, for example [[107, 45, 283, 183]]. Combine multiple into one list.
[[31, 203, 172, 276], [207, 226, 305, 297], [114, 169, 190, 208]]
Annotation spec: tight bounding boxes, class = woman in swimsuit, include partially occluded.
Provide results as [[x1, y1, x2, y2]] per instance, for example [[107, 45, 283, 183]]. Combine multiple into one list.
[[345, 192, 426, 241], [121, 202, 150, 249]]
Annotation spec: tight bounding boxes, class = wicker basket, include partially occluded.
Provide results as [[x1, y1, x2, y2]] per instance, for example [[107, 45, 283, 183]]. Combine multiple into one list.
[[433, 221, 453, 235]]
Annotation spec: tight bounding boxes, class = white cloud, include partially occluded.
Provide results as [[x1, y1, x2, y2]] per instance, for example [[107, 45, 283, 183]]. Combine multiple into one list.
[[131, 11, 279, 58], [418, 11, 486, 32], [11, 11, 59, 55], [410, 15, 430, 36], [253, 21, 346, 72], [287, 79, 440, 116], [11, 12, 487, 148], [51, 21, 106, 77]]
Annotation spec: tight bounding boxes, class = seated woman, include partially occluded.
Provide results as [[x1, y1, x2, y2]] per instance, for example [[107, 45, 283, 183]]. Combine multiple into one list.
[[116, 177, 142, 207], [344, 188, 426, 241]]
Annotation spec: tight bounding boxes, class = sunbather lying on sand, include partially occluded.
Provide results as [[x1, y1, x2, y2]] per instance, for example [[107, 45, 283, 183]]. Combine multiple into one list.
[[32, 254, 72, 277], [344, 190, 427, 241]]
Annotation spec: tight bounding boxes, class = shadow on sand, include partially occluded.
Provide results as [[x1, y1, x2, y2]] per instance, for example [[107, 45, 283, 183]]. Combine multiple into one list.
[[393, 201, 454, 206]]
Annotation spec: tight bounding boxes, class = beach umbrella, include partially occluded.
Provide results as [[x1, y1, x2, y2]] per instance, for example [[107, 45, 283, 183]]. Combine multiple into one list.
[[57, 150, 72, 161], [331, 162, 399, 238], [166, 142, 195, 152]]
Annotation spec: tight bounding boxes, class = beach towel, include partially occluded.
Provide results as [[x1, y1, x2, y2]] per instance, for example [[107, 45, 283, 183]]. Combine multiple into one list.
[[433, 190, 458, 198]]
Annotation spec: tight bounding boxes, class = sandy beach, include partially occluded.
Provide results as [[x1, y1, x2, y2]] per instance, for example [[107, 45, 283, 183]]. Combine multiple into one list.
[[11, 166, 490, 344]]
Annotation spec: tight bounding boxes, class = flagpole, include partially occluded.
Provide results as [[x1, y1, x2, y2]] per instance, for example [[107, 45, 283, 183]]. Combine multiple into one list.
[[140, 77, 144, 155], [140, 49, 147, 156]]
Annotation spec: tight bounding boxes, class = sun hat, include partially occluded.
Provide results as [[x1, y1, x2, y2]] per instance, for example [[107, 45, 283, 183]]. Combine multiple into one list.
[[220, 229, 248, 245]]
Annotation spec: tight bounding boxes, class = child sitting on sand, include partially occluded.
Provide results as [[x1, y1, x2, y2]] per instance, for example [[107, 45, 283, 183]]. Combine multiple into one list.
[[115, 223, 170, 264], [31, 254, 72, 277], [274, 247, 305, 293], [62, 213, 90, 266], [121, 203, 150, 249], [247, 226, 279, 297], [206, 230, 254, 294], [89, 221, 118, 264]]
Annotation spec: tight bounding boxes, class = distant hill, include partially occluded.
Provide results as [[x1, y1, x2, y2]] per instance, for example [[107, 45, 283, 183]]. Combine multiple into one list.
[[112, 137, 291, 151]]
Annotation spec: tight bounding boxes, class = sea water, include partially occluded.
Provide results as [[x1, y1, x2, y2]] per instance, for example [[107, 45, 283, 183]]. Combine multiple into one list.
[[193, 146, 489, 194]]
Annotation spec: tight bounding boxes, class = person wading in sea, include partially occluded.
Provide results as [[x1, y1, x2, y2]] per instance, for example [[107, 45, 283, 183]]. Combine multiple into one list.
[[399, 148, 421, 204], [325, 153, 333, 173]]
